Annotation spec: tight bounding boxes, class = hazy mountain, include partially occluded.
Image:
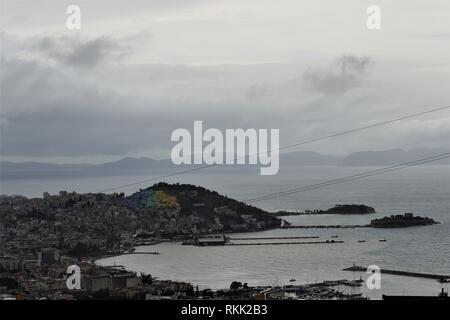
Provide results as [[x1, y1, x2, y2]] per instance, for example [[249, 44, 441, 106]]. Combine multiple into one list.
[[1, 148, 448, 179], [281, 151, 342, 166], [340, 147, 450, 166], [0, 157, 173, 179], [91, 157, 173, 172], [0, 161, 92, 172]]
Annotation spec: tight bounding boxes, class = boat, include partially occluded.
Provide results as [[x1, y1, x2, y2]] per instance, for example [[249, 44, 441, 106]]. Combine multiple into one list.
[[379, 239, 387, 242], [289, 279, 296, 282], [358, 240, 366, 243]]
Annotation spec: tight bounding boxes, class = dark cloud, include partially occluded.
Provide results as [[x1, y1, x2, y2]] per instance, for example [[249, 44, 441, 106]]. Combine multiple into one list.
[[247, 84, 269, 100], [0, 57, 137, 156], [0, 1, 448, 163], [33, 36, 129, 68], [0, 57, 238, 157], [0, 45, 447, 160], [302, 55, 372, 95]]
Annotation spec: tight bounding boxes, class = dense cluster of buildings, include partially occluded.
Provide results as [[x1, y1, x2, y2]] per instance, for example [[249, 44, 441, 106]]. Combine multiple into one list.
[[0, 188, 279, 300], [0, 254, 195, 300]]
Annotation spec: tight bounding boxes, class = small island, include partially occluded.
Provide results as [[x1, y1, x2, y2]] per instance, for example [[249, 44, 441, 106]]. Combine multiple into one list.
[[320, 204, 375, 215], [370, 213, 439, 228], [272, 204, 375, 216]]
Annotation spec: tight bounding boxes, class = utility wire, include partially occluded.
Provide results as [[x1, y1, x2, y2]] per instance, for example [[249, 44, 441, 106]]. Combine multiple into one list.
[[243, 153, 450, 203], [99, 105, 449, 193]]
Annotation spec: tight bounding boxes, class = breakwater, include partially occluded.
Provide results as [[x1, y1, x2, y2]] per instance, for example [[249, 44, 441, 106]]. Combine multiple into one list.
[[229, 236, 319, 240], [281, 225, 369, 229], [122, 251, 160, 255], [343, 265, 450, 280], [226, 240, 344, 246]]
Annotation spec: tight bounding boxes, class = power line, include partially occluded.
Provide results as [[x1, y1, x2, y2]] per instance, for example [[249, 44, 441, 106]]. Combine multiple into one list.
[[243, 153, 450, 203], [245, 154, 449, 202], [245, 153, 450, 203], [99, 164, 214, 193], [276, 105, 449, 153], [98, 105, 449, 193]]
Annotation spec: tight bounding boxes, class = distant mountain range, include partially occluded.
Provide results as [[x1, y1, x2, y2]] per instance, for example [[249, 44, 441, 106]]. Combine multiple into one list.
[[1, 147, 448, 179], [282, 147, 449, 166], [339, 148, 449, 166]]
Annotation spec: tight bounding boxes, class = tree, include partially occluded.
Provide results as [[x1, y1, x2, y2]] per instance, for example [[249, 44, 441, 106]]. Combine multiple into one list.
[[230, 281, 242, 290], [141, 273, 153, 285]]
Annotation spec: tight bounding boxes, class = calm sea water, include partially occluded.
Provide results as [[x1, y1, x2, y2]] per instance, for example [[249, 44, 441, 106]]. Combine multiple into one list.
[[2, 166, 449, 299]]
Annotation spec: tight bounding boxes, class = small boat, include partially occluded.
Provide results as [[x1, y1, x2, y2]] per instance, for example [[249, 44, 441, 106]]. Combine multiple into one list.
[[358, 240, 366, 243], [289, 279, 296, 282], [331, 235, 339, 238], [379, 239, 387, 242]]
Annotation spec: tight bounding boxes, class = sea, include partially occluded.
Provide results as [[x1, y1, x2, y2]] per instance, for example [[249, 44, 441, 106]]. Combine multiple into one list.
[[1, 165, 449, 299]]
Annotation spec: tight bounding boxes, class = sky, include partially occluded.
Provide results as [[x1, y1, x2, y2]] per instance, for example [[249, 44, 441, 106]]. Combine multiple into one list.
[[0, 0, 449, 163]]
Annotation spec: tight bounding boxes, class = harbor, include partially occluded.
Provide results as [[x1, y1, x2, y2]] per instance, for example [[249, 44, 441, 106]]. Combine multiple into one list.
[[184, 235, 344, 246]]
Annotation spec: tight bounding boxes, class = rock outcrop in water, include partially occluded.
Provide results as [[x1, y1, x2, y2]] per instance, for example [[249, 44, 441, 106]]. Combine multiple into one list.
[[370, 213, 439, 228]]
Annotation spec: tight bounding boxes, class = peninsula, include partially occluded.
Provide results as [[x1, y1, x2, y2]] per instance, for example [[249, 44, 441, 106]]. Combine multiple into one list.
[[272, 204, 375, 216]]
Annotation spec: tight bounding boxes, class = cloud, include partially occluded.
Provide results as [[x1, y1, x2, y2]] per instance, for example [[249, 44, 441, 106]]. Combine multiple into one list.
[[302, 55, 372, 95], [0, 56, 240, 157], [0, 30, 448, 160], [247, 84, 269, 100], [32, 36, 129, 68]]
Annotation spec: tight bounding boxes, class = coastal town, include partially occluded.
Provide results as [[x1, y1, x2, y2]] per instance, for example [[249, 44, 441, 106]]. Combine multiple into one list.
[[0, 183, 443, 300], [0, 183, 283, 300]]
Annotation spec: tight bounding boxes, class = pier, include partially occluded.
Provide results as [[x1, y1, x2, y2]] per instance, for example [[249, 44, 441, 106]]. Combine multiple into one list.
[[226, 240, 344, 246], [122, 251, 160, 255], [281, 225, 369, 229], [343, 265, 450, 280], [228, 236, 319, 240]]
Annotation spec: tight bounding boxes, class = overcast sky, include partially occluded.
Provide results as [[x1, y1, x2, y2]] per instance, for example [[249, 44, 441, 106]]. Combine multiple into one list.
[[1, 0, 449, 163]]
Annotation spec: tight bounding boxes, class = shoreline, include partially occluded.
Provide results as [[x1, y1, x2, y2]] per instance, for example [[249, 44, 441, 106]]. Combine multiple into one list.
[[94, 248, 449, 297]]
